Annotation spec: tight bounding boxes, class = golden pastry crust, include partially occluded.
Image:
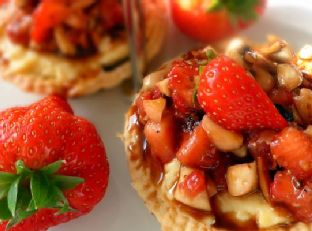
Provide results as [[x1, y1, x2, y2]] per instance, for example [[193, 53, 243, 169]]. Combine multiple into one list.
[[124, 109, 215, 231], [0, 0, 166, 97]]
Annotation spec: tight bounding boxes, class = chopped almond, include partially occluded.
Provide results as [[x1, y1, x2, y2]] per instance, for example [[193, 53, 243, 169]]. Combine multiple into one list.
[[226, 162, 258, 197], [156, 78, 171, 96], [143, 98, 166, 122], [231, 145, 248, 158], [202, 115, 243, 152]]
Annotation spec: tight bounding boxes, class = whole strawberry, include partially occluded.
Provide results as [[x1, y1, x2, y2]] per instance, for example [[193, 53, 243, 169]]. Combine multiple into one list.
[[0, 95, 109, 231]]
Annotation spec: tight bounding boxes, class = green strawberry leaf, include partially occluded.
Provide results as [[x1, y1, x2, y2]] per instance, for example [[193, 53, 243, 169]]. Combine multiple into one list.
[[30, 172, 49, 209], [27, 199, 35, 211], [40, 160, 65, 175], [0, 173, 16, 200], [15, 160, 32, 175], [6, 210, 35, 230], [206, 0, 261, 25], [205, 49, 217, 60], [207, 0, 224, 12], [0, 160, 85, 229], [0, 198, 12, 220], [51, 175, 84, 190], [7, 177, 21, 217]]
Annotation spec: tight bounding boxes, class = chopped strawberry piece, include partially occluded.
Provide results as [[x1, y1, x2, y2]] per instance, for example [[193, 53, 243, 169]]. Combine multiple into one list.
[[197, 55, 288, 131], [176, 124, 219, 168], [179, 170, 206, 197], [271, 171, 312, 222], [168, 60, 200, 115], [144, 112, 176, 164], [31, 0, 70, 43], [271, 127, 312, 180]]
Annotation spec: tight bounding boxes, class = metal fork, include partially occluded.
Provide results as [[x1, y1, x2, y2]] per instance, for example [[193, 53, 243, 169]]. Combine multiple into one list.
[[123, 0, 146, 94]]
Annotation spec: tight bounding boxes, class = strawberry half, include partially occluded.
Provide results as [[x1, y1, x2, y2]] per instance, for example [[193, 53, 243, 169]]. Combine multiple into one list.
[[0, 96, 109, 231], [197, 55, 287, 131]]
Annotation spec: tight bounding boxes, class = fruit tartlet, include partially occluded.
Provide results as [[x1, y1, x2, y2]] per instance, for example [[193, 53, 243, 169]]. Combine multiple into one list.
[[0, 0, 165, 97], [124, 36, 312, 230], [0, 95, 109, 230]]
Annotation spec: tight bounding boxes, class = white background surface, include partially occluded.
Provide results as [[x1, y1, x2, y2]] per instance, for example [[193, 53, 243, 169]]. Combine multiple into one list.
[[0, 0, 311, 230]]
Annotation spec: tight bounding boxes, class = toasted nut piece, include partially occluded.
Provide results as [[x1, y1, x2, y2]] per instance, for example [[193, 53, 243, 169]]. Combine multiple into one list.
[[292, 105, 304, 125], [143, 66, 170, 90], [156, 78, 171, 96], [256, 157, 270, 202], [299, 45, 312, 60], [202, 115, 243, 152], [225, 38, 249, 67], [253, 66, 275, 92], [161, 158, 181, 200], [226, 162, 258, 197], [277, 64, 303, 90], [143, 98, 166, 122], [175, 166, 211, 211], [270, 47, 294, 63], [232, 145, 248, 158], [259, 40, 283, 55], [304, 125, 312, 138], [294, 88, 312, 124], [244, 50, 277, 73]]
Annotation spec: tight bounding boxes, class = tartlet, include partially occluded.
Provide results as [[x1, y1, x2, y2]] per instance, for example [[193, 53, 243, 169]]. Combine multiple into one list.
[[0, 0, 165, 97], [124, 36, 312, 230]]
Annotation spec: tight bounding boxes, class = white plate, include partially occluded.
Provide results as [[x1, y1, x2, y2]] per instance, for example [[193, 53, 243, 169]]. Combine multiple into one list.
[[0, 0, 311, 230]]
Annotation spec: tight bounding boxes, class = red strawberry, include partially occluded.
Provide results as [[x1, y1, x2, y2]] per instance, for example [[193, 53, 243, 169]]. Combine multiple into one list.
[[0, 95, 109, 231], [168, 60, 199, 115], [176, 124, 219, 168], [178, 170, 206, 198], [271, 171, 312, 222], [197, 55, 287, 131], [271, 127, 312, 180]]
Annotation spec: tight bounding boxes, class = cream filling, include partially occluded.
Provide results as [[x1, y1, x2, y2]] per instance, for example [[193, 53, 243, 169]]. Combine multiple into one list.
[[217, 192, 292, 228], [0, 30, 129, 83]]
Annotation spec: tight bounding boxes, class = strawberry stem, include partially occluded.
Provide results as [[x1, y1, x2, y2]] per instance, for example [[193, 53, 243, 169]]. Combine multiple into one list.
[[206, 0, 261, 24], [0, 160, 84, 230]]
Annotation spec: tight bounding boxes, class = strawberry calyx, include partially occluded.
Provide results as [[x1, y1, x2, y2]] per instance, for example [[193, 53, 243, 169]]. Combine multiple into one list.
[[207, 0, 261, 25], [0, 160, 84, 230]]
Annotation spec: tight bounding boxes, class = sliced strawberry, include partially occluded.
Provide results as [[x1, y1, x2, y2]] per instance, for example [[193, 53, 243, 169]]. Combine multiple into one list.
[[197, 55, 287, 131], [168, 60, 199, 115], [144, 112, 176, 164], [271, 171, 312, 222], [176, 124, 219, 168], [271, 127, 312, 180]]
